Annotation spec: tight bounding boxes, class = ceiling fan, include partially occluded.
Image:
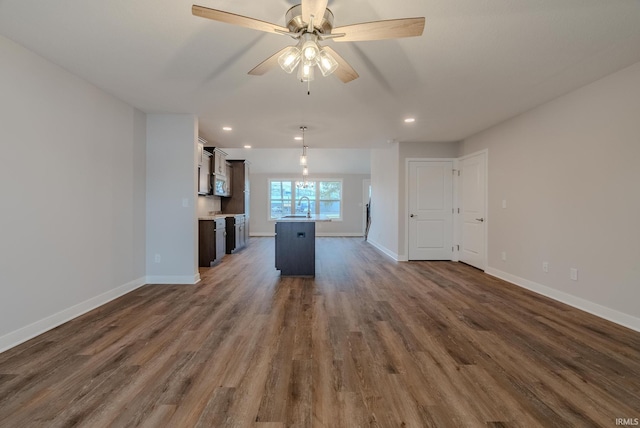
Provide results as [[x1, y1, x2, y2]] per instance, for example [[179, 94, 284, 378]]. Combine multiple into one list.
[[192, 0, 425, 83]]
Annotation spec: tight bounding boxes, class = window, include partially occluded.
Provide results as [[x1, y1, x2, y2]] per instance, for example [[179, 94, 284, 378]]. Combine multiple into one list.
[[269, 179, 343, 220], [269, 180, 292, 219], [318, 181, 341, 219]]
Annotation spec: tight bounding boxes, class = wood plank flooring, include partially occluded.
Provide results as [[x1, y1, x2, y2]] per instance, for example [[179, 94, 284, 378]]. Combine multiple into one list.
[[1, 237, 639, 427]]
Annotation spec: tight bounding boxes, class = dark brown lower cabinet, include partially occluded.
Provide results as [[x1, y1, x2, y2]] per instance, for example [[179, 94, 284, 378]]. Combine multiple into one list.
[[215, 218, 226, 262], [199, 218, 226, 267], [225, 214, 246, 254]]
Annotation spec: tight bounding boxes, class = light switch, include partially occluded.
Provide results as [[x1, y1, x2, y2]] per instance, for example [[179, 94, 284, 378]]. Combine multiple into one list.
[[570, 268, 578, 281]]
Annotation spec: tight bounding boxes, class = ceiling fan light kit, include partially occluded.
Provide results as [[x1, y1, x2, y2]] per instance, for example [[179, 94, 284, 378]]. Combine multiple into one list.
[[192, 0, 425, 84], [278, 33, 339, 80], [317, 48, 339, 76], [298, 61, 315, 82], [278, 46, 302, 73]]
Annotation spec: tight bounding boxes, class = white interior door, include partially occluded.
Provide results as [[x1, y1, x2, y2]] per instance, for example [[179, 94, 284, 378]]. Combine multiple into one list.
[[408, 161, 453, 260], [460, 152, 487, 270]]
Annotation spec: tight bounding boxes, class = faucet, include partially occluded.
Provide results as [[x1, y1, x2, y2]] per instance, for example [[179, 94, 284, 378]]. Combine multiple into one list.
[[298, 196, 311, 218]]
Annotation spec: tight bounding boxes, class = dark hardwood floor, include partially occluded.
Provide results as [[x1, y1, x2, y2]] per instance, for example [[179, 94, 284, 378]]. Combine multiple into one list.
[[1, 237, 639, 427]]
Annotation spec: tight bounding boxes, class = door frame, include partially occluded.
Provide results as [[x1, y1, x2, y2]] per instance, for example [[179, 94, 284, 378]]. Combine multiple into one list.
[[405, 157, 458, 261], [362, 179, 371, 236], [458, 149, 488, 270]]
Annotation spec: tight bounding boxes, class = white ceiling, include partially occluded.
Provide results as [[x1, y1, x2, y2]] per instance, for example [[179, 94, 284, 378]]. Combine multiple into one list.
[[1, 0, 639, 149]]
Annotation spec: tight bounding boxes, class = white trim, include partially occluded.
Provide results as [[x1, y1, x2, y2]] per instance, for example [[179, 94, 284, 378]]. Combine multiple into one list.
[[251, 232, 363, 237], [0, 277, 147, 353], [317, 233, 363, 237], [452, 158, 460, 262], [367, 239, 400, 261], [486, 267, 640, 332], [146, 273, 200, 285], [458, 149, 489, 270], [362, 179, 371, 236]]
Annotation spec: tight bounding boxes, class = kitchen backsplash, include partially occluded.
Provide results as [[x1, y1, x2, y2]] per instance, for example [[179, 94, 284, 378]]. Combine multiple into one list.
[[197, 195, 221, 217]]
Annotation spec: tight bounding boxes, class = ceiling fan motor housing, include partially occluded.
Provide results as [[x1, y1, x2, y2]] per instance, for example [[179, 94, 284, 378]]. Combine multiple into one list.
[[285, 4, 334, 35]]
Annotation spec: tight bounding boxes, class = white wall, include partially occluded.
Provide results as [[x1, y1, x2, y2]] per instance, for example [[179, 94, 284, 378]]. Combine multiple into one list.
[[222, 148, 371, 175], [0, 35, 147, 352], [146, 114, 200, 284], [461, 61, 640, 329], [368, 144, 400, 259]]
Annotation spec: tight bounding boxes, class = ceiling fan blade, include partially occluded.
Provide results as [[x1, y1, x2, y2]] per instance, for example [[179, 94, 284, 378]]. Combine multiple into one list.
[[301, 0, 329, 27], [323, 46, 358, 83], [248, 46, 290, 76], [333, 17, 425, 42], [192, 5, 289, 35]]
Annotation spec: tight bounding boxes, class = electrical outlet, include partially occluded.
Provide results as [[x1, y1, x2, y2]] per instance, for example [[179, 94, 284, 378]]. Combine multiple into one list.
[[501, 251, 507, 261], [570, 268, 578, 281], [182, 198, 189, 208], [502, 199, 507, 209], [154, 254, 161, 263], [542, 261, 549, 273]]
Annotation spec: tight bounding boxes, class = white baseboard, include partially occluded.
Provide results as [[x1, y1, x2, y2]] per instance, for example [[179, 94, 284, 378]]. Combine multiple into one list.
[[250, 233, 364, 237], [366, 239, 400, 261], [145, 273, 200, 285], [316, 233, 364, 237], [486, 267, 640, 332], [0, 277, 146, 354]]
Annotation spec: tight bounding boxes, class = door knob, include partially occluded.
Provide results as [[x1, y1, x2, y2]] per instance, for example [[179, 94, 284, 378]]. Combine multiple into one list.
[[410, 214, 415, 218], [475, 217, 484, 222]]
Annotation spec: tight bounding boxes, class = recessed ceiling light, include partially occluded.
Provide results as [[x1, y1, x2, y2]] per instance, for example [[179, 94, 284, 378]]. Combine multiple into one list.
[[243, 145, 252, 149], [222, 126, 233, 131], [404, 118, 415, 123], [294, 136, 303, 141]]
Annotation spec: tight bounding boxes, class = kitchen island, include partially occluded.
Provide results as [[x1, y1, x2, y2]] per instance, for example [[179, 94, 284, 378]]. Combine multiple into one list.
[[275, 215, 331, 276]]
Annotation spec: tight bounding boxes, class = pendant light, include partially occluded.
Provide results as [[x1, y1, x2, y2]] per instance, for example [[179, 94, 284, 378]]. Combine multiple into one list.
[[299, 126, 308, 166], [296, 125, 313, 190]]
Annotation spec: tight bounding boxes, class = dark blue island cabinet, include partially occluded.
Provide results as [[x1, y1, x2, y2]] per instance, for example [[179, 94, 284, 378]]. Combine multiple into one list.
[[275, 221, 315, 276]]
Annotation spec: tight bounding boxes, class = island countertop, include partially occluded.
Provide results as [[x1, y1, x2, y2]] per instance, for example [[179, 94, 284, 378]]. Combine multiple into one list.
[[276, 214, 332, 222], [198, 213, 244, 220]]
